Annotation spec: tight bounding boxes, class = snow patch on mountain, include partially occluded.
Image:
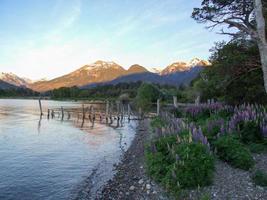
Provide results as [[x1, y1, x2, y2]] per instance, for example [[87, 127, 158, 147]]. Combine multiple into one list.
[[0, 72, 32, 87]]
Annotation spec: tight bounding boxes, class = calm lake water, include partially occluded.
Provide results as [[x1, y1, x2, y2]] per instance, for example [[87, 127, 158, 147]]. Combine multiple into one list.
[[0, 99, 137, 200]]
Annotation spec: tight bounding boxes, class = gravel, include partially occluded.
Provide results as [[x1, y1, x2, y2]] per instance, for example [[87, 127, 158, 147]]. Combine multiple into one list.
[[89, 118, 267, 200], [95, 119, 170, 200], [188, 152, 267, 200]]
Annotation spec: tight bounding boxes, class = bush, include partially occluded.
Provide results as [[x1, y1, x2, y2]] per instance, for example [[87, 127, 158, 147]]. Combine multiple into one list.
[[186, 108, 211, 123], [135, 83, 161, 112], [170, 108, 183, 118], [203, 118, 225, 146], [252, 170, 267, 187], [146, 136, 215, 193], [217, 109, 233, 120], [247, 143, 267, 153], [150, 116, 167, 129], [214, 135, 254, 170], [239, 121, 263, 144], [166, 143, 214, 189]]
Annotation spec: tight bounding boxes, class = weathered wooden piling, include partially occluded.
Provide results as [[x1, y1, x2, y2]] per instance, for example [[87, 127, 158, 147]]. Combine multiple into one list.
[[117, 116, 120, 127], [51, 110, 55, 118], [61, 106, 64, 120], [106, 101, 109, 116], [82, 104, 85, 122], [92, 106, 95, 121], [127, 104, 131, 120], [39, 98, 43, 116], [116, 101, 120, 115]]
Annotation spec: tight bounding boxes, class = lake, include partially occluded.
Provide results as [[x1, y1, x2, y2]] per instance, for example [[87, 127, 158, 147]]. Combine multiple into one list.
[[0, 99, 137, 200]]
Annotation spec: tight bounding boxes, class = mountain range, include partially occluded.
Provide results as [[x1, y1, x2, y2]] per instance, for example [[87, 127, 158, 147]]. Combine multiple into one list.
[[0, 58, 210, 92]]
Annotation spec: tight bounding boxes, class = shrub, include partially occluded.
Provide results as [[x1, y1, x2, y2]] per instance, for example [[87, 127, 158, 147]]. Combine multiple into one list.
[[146, 136, 215, 193], [247, 143, 267, 153], [239, 121, 263, 144], [135, 83, 161, 112], [166, 143, 214, 189], [217, 109, 233, 120], [203, 118, 225, 146], [170, 107, 183, 118], [186, 108, 211, 123], [214, 135, 254, 170], [150, 116, 167, 129], [252, 170, 267, 187]]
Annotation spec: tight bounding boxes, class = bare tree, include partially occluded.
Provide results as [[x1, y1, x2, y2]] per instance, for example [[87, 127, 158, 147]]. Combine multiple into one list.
[[192, 0, 267, 93]]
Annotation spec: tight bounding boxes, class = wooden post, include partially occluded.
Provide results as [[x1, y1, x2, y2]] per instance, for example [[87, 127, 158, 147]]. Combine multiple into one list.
[[127, 104, 131, 120], [92, 106, 95, 121], [116, 101, 120, 115], [47, 109, 50, 119], [82, 104, 85, 122], [195, 96, 200, 105], [39, 98, 43, 116], [121, 104, 124, 122], [51, 110, 55, 118], [61, 106, 64, 120], [106, 100, 109, 117], [173, 96, 178, 108], [117, 116, 120, 127], [157, 99, 160, 116]]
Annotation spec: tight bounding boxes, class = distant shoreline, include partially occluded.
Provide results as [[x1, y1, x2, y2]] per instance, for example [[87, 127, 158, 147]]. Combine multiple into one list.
[[0, 97, 110, 104]]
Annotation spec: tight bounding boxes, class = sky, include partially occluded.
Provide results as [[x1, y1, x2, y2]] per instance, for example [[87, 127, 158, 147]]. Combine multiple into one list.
[[0, 0, 229, 80]]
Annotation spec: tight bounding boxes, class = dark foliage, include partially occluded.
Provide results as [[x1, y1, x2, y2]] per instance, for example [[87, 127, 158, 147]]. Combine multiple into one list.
[[0, 88, 39, 97], [239, 121, 264, 144], [146, 136, 214, 194], [214, 135, 254, 170], [135, 83, 162, 111], [252, 169, 267, 186], [193, 40, 267, 104]]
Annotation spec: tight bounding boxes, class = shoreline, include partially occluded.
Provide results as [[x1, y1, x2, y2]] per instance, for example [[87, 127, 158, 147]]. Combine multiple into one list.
[[95, 119, 170, 200], [93, 119, 267, 200]]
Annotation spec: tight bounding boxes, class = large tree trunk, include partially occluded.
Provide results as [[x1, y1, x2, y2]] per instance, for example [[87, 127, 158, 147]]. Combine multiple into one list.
[[258, 42, 267, 93], [254, 0, 267, 93]]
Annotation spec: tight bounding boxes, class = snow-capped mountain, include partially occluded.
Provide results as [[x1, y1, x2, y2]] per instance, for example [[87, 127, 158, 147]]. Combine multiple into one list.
[[29, 60, 127, 92], [160, 58, 210, 75], [3, 58, 209, 92], [148, 67, 162, 74], [0, 72, 32, 87]]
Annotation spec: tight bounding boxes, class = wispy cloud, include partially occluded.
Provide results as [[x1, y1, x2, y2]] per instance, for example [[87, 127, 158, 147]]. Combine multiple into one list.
[[44, 0, 81, 42], [61, 0, 81, 29], [0, 0, 229, 79], [113, 0, 188, 37]]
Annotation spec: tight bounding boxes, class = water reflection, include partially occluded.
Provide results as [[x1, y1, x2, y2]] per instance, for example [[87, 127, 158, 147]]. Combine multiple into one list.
[[0, 99, 136, 200], [38, 115, 42, 133]]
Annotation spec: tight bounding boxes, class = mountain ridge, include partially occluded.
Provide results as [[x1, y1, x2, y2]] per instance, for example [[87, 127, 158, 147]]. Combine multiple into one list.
[[1, 58, 210, 92]]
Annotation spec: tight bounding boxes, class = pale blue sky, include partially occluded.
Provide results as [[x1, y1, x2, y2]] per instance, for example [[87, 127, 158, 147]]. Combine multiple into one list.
[[0, 0, 229, 79]]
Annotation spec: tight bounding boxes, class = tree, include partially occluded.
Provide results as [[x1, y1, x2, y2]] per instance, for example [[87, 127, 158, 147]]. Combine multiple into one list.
[[193, 39, 267, 104], [192, 0, 267, 93], [135, 83, 161, 112]]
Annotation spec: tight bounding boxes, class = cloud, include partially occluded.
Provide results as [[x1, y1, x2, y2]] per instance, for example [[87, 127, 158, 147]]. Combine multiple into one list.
[[61, 0, 81, 29], [44, 0, 81, 42], [113, 0, 188, 37], [0, 0, 230, 79]]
